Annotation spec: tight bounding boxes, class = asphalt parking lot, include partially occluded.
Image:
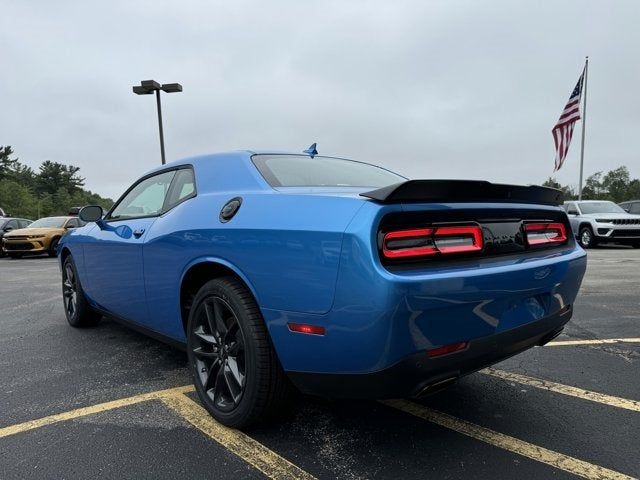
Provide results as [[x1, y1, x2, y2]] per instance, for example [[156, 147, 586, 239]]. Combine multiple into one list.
[[1, 249, 638, 480]]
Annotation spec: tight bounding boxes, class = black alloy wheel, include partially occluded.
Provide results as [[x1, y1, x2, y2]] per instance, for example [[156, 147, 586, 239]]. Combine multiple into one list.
[[187, 277, 294, 428], [61, 256, 101, 327], [192, 296, 247, 412], [62, 261, 78, 320]]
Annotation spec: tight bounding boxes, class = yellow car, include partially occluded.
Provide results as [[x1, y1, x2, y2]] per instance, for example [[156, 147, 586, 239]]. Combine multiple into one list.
[[2, 216, 85, 258]]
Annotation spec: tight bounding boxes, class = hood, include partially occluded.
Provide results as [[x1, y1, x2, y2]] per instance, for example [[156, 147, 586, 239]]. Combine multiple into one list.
[[579, 213, 640, 220], [4, 227, 64, 237]]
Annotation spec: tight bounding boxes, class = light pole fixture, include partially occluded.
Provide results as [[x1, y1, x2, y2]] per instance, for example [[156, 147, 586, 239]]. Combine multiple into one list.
[[132, 80, 183, 165]]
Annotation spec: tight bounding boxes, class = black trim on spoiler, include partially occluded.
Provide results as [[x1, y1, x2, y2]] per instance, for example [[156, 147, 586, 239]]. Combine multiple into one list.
[[360, 180, 563, 206]]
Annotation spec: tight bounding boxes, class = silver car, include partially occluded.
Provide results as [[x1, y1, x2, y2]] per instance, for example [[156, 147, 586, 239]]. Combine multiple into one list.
[[563, 200, 640, 248]]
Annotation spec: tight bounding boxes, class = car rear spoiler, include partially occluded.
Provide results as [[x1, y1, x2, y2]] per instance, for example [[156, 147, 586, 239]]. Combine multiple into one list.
[[360, 180, 563, 206]]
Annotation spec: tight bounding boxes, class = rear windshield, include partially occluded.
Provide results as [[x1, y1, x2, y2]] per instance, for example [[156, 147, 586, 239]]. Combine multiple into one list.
[[252, 154, 404, 188], [578, 202, 626, 214]]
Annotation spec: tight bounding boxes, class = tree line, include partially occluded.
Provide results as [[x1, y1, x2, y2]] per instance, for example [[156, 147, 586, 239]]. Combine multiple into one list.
[[0, 146, 113, 219], [543, 166, 639, 203]]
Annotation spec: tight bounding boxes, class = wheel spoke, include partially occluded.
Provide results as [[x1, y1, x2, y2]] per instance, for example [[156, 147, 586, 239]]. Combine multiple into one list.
[[194, 326, 218, 345], [193, 347, 218, 359], [227, 336, 244, 356], [222, 365, 241, 404], [204, 358, 221, 391], [212, 364, 226, 405], [224, 316, 239, 343], [212, 298, 228, 336], [225, 356, 245, 392]]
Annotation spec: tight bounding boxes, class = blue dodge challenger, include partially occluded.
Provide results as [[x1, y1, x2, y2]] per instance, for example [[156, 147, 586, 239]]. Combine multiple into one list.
[[59, 149, 587, 427]]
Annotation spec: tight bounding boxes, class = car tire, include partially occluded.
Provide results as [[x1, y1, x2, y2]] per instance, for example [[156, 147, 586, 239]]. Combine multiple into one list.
[[578, 226, 596, 249], [48, 238, 60, 257], [62, 255, 102, 327], [187, 277, 294, 428]]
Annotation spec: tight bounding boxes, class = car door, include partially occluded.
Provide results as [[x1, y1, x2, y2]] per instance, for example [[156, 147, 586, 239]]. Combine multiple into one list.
[[564, 202, 580, 235], [64, 217, 80, 231], [82, 169, 176, 324], [3, 219, 19, 233]]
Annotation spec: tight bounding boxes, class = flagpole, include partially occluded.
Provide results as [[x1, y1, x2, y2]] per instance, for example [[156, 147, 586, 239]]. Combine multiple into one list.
[[578, 56, 589, 200]]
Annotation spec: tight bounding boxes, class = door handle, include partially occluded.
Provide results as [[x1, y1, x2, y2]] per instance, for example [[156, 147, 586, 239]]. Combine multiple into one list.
[[133, 228, 145, 238]]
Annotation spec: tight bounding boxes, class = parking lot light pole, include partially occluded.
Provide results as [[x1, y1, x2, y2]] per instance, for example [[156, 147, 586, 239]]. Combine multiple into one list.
[[132, 80, 183, 165]]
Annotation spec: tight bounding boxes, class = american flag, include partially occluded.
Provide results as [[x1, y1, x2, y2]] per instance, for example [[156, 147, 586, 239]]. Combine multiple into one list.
[[552, 71, 585, 171]]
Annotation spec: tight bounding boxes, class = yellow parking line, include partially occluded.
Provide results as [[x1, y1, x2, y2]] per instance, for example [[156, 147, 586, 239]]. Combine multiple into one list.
[[383, 399, 633, 480], [546, 338, 640, 347], [483, 369, 640, 412], [0, 385, 194, 439], [161, 393, 316, 480]]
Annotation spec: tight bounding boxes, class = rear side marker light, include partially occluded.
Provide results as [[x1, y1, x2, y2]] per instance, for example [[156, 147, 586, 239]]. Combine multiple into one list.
[[288, 323, 326, 336], [383, 226, 483, 259], [525, 222, 567, 246], [427, 341, 469, 358]]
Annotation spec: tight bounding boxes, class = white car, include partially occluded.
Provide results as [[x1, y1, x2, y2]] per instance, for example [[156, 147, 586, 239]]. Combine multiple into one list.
[[563, 200, 640, 248]]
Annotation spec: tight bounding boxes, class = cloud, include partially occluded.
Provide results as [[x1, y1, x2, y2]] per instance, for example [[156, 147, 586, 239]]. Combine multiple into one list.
[[1, 0, 638, 199]]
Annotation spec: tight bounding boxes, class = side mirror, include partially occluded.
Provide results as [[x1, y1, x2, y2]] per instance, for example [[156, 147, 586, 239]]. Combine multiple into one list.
[[79, 205, 104, 223], [4, 226, 13, 232]]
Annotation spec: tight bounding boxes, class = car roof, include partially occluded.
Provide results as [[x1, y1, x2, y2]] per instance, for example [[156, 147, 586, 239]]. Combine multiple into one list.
[[139, 150, 397, 195]]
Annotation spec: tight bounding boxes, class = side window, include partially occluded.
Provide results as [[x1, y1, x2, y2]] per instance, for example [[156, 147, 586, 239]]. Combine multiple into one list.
[[630, 203, 640, 214], [109, 171, 176, 220], [164, 168, 196, 211], [566, 203, 579, 215], [66, 218, 79, 228], [5, 220, 18, 230], [19, 220, 32, 228]]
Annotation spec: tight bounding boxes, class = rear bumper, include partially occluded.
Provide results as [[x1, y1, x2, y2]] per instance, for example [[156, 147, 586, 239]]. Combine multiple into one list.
[[288, 305, 572, 398]]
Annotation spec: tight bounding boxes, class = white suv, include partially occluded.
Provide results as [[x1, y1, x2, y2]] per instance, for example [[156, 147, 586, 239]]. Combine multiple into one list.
[[563, 200, 640, 248]]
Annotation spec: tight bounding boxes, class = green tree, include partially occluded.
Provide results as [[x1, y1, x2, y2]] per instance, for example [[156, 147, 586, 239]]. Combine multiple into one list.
[[0, 180, 38, 218], [601, 166, 631, 203], [0, 146, 21, 181], [0, 147, 112, 218], [581, 172, 606, 200], [35, 160, 85, 196], [542, 177, 575, 199], [626, 179, 640, 200]]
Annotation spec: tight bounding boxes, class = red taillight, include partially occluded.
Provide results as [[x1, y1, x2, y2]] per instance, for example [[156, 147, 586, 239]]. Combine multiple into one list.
[[383, 225, 483, 259], [288, 323, 326, 336], [426, 341, 468, 358], [525, 222, 567, 246]]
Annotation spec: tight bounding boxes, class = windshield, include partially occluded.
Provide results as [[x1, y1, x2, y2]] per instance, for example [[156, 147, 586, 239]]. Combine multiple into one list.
[[0, 220, 6, 229], [252, 154, 404, 188], [578, 202, 627, 214], [28, 217, 68, 228]]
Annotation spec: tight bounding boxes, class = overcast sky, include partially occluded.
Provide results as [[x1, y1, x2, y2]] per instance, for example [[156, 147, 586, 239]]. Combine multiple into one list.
[[2, 0, 639, 200]]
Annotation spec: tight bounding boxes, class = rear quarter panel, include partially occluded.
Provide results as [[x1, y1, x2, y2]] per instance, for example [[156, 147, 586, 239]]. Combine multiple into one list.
[[142, 190, 365, 340]]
